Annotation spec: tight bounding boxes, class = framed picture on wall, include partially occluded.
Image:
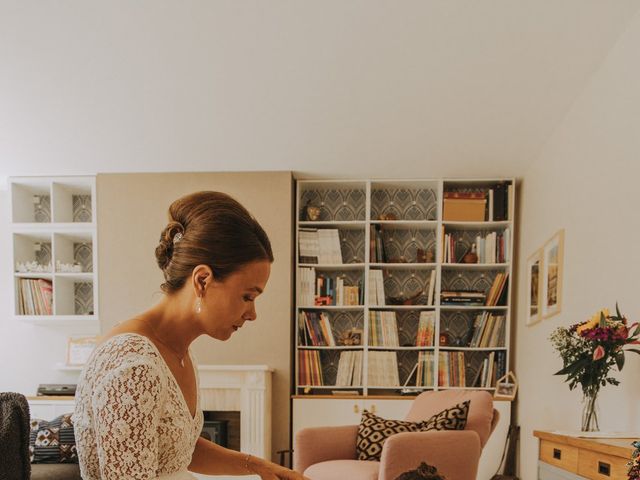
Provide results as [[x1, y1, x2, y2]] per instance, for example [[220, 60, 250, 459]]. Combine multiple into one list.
[[66, 336, 98, 366], [526, 248, 543, 326], [541, 229, 565, 319]]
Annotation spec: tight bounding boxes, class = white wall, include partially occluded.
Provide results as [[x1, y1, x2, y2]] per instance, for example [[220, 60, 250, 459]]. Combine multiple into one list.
[[516, 9, 640, 480]]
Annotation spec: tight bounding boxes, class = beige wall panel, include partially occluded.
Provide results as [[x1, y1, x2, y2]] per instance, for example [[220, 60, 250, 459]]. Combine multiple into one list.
[[97, 171, 293, 461]]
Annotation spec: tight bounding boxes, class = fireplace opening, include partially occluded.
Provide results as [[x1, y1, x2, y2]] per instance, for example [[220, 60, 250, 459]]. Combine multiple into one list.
[[200, 411, 240, 451]]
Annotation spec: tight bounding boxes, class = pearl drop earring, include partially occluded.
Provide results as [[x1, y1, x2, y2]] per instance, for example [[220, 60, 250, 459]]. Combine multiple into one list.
[[195, 297, 202, 314]]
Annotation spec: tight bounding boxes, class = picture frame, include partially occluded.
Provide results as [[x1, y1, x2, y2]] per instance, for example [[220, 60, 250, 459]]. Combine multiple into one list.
[[493, 371, 518, 401], [525, 248, 543, 326], [66, 336, 98, 366], [541, 229, 565, 319]]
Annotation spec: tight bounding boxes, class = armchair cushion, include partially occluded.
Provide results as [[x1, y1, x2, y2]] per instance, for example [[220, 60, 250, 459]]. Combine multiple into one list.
[[356, 400, 469, 461], [304, 459, 380, 480]]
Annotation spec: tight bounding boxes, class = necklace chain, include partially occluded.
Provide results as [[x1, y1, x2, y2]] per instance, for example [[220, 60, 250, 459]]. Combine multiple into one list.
[[142, 319, 188, 368]]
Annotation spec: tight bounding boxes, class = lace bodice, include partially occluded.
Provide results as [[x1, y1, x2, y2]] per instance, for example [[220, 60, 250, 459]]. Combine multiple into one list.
[[74, 333, 204, 479]]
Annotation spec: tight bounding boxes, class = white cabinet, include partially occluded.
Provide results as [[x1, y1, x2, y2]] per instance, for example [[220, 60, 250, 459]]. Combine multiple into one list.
[[27, 397, 76, 420]]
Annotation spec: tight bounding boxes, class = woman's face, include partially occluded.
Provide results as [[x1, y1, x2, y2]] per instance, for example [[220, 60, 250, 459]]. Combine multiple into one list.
[[202, 260, 271, 341]]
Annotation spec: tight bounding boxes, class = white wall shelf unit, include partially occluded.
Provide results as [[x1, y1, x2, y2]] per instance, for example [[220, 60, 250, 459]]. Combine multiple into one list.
[[10, 176, 100, 344]]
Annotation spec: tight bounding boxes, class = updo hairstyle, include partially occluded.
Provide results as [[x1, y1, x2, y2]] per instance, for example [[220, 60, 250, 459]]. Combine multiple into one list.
[[155, 191, 273, 294]]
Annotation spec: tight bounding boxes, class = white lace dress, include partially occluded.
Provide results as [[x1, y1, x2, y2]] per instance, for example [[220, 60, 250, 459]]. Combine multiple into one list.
[[74, 333, 204, 479]]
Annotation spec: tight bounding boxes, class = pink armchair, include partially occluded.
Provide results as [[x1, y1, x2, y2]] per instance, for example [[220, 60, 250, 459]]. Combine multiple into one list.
[[294, 390, 500, 480]]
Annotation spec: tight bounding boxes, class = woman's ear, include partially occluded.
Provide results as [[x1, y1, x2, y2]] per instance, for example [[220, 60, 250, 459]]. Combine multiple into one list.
[[192, 264, 214, 296]]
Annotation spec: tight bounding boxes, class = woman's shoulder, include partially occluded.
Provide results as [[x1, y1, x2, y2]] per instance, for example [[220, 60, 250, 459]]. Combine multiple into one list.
[[88, 333, 164, 375]]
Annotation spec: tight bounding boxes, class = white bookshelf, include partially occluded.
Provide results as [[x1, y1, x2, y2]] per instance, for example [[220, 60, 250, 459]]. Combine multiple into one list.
[[293, 178, 515, 397], [10, 176, 99, 333]]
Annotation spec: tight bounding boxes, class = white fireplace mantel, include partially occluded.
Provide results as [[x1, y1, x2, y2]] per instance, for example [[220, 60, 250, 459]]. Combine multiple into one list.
[[197, 365, 273, 459]]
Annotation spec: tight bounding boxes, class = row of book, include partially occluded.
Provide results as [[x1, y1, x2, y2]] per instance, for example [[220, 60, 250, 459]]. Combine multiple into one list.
[[368, 311, 399, 346], [440, 274, 508, 307], [468, 313, 506, 348], [298, 350, 324, 386], [299, 349, 505, 388], [442, 229, 510, 264], [299, 228, 344, 264], [336, 351, 363, 386], [299, 311, 336, 346], [416, 311, 436, 347], [298, 268, 363, 306], [17, 278, 53, 315], [438, 351, 506, 388]]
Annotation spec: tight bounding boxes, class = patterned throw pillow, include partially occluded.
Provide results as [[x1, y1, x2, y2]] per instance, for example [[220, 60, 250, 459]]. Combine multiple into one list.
[[29, 413, 78, 463], [356, 400, 470, 461]]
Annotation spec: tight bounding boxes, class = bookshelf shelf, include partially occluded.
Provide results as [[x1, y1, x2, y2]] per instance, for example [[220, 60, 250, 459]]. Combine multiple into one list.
[[369, 263, 437, 270], [441, 263, 509, 270], [294, 178, 515, 396], [10, 176, 99, 328]]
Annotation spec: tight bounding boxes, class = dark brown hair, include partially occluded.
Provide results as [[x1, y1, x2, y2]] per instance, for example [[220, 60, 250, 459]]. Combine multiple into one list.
[[395, 463, 446, 480], [155, 191, 273, 293]]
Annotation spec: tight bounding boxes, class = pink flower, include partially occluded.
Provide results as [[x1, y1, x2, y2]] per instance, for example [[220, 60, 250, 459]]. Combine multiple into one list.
[[593, 345, 605, 361]]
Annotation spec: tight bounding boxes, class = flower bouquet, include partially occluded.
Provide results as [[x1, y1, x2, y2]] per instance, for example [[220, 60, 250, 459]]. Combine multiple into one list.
[[629, 440, 640, 480], [550, 305, 640, 431]]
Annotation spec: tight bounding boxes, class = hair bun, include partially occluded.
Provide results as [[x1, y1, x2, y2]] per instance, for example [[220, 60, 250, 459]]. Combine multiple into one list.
[[155, 221, 185, 270]]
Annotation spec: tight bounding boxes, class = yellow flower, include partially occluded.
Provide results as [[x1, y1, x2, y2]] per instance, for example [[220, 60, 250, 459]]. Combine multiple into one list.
[[576, 308, 610, 334]]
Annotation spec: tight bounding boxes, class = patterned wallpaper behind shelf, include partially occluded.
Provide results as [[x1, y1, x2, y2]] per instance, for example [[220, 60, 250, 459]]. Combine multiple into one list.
[[380, 227, 436, 263], [300, 188, 366, 221], [440, 269, 503, 293], [380, 269, 433, 305], [35, 243, 52, 266], [74, 282, 94, 315], [34, 196, 51, 223], [73, 242, 93, 272], [371, 188, 437, 221], [72, 195, 92, 222]]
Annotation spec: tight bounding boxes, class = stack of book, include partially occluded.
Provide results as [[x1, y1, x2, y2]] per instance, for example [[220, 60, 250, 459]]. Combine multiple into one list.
[[17, 278, 53, 315], [335, 351, 363, 386], [415, 311, 436, 346], [485, 273, 509, 306], [299, 311, 336, 346], [298, 350, 324, 386], [441, 290, 486, 306], [298, 228, 343, 264], [367, 351, 400, 386], [368, 311, 399, 347], [468, 313, 506, 348], [298, 267, 316, 306], [438, 351, 466, 387]]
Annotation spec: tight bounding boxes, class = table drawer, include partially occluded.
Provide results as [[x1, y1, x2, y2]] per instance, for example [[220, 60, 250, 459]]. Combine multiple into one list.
[[540, 439, 579, 474], [577, 449, 628, 479]]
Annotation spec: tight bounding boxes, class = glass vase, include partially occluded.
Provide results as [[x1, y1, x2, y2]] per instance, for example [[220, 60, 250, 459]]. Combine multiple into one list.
[[581, 389, 600, 432]]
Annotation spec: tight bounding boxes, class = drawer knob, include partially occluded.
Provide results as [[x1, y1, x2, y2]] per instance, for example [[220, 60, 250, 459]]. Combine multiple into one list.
[[598, 461, 611, 476], [553, 448, 562, 460]]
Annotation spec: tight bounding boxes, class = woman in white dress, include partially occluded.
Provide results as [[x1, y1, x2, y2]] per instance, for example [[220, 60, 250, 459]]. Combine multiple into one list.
[[74, 191, 308, 480]]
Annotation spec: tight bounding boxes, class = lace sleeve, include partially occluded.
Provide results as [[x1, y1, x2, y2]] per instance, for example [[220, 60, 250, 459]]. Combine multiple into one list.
[[91, 361, 167, 479]]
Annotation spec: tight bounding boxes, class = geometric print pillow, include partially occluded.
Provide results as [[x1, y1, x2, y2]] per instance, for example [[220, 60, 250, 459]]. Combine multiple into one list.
[[356, 400, 469, 461], [29, 413, 78, 463]]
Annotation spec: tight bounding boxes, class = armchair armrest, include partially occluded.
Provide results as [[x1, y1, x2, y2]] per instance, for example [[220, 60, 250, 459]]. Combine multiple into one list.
[[293, 425, 358, 473], [379, 430, 482, 480]]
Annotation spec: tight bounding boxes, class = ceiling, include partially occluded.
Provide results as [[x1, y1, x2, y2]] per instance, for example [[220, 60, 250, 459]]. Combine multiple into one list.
[[1, 1, 638, 180]]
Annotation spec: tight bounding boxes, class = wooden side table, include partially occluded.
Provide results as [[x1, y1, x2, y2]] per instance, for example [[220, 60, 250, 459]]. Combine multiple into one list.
[[534, 430, 635, 479]]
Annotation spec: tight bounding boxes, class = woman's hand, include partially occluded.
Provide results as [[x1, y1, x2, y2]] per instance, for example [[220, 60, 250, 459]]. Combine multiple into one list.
[[249, 456, 309, 480]]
